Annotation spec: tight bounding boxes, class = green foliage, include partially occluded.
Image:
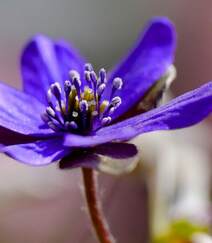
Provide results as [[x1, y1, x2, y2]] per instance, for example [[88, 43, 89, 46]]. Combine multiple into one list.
[[153, 219, 208, 243]]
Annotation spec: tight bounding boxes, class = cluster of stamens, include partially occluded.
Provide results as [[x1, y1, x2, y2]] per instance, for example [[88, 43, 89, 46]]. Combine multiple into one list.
[[41, 63, 123, 134]]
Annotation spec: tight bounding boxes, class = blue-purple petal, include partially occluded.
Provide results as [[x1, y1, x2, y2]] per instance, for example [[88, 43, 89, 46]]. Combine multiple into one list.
[[0, 127, 39, 146], [2, 138, 71, 166], [21, 35, 86, 104], [59, 152, 101, 170], [103, 17, 176, 120], [64, 82, 212, 147], [0, 81, 54, 138], [59, 143, 138, 174], [95, 142, 138, 159]]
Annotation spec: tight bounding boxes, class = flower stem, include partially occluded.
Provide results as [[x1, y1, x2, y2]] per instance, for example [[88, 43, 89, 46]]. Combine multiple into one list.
[[82, 168, 115, 243]]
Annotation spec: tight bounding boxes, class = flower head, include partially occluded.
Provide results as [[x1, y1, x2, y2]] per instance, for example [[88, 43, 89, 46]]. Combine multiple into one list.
[[0, 17, 211, 174], [42, 63, 124, 134]]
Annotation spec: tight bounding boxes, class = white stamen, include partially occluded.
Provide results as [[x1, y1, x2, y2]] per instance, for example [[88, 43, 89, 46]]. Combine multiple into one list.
[[48, 121, 60, 131], [109, 107, 115, 115], [69, 70, 80, 80], [111, 96, 122, 107], [99, 68, 107, 84], [101, 116, 112, 126], [113, 77, 123, 90], [46, 107, 56, 117], [97, 83, 106, 96], [50, 82, 62, 99], [85, 71, 92, 83], [84, 63, 93, 72], [90, 71, 98, 84], [70, 121, 78, 129], [73, 76, 82, 88], [79, 100, 89, 112], [65, 121, 78, 130], [64, 80, 72, 93]]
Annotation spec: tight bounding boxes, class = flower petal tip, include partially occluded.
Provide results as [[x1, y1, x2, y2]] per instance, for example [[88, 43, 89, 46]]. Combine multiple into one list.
[[146, 16, 177, 47]]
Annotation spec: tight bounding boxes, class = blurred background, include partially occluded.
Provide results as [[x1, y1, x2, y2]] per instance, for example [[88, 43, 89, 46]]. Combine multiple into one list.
[[0, 0, 211, 242]]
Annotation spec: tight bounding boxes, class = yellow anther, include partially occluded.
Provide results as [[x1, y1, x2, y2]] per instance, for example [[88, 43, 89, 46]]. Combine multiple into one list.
[[88, 100, 97, 112], [74, 97, 79, 110], [100, 100, 109, 113], [68, 88, 77, 112], [83, 86, 94, 101]]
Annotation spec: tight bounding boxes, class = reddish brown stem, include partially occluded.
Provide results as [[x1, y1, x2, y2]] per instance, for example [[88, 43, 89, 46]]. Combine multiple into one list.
[[82, 168, 115, 243]]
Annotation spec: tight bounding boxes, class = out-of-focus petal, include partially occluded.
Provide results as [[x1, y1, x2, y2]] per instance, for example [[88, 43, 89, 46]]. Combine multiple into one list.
[[64, 82, 212, 147], [21, 35, 86, 104], [0, 81, 54, 138], [59, 152, 101, 170], [2, 138, 71, 165], [95, 142, 138, 159], [96, 142, 139, 175], [60, 142, 139, 175], [103, 17, 176, 120]]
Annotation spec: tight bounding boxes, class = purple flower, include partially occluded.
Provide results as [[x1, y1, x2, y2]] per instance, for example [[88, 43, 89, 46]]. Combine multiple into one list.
[[0, 17, 211, 173]]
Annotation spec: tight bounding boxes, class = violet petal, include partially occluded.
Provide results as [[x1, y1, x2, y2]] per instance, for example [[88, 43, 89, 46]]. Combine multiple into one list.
[[21, 35, 86, 104], [2, 138, 71, 166], [64, 82, 212, 147], [0, 127, 42, 146], [95, 142, 138, 159], [59, 151, 100, 170], [0, 81, 54, 137], [59, 143, 139, 175], [116, 65, 176, 121], [103, 17, 176, 120]]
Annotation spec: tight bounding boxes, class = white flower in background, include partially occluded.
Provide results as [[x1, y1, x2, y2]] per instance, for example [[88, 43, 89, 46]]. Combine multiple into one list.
[[192, 233, 212, 243]]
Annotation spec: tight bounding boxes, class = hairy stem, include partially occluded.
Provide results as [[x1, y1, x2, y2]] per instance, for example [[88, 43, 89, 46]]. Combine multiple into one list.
[[82, 168, 115, 243]]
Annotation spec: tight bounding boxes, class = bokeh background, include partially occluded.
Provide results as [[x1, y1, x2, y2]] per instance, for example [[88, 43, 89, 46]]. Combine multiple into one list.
[[0, 0, 211, 242]]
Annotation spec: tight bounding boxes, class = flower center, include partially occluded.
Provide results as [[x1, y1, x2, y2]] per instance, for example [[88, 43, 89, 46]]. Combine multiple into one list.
[[41, 63, 123, 134]]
